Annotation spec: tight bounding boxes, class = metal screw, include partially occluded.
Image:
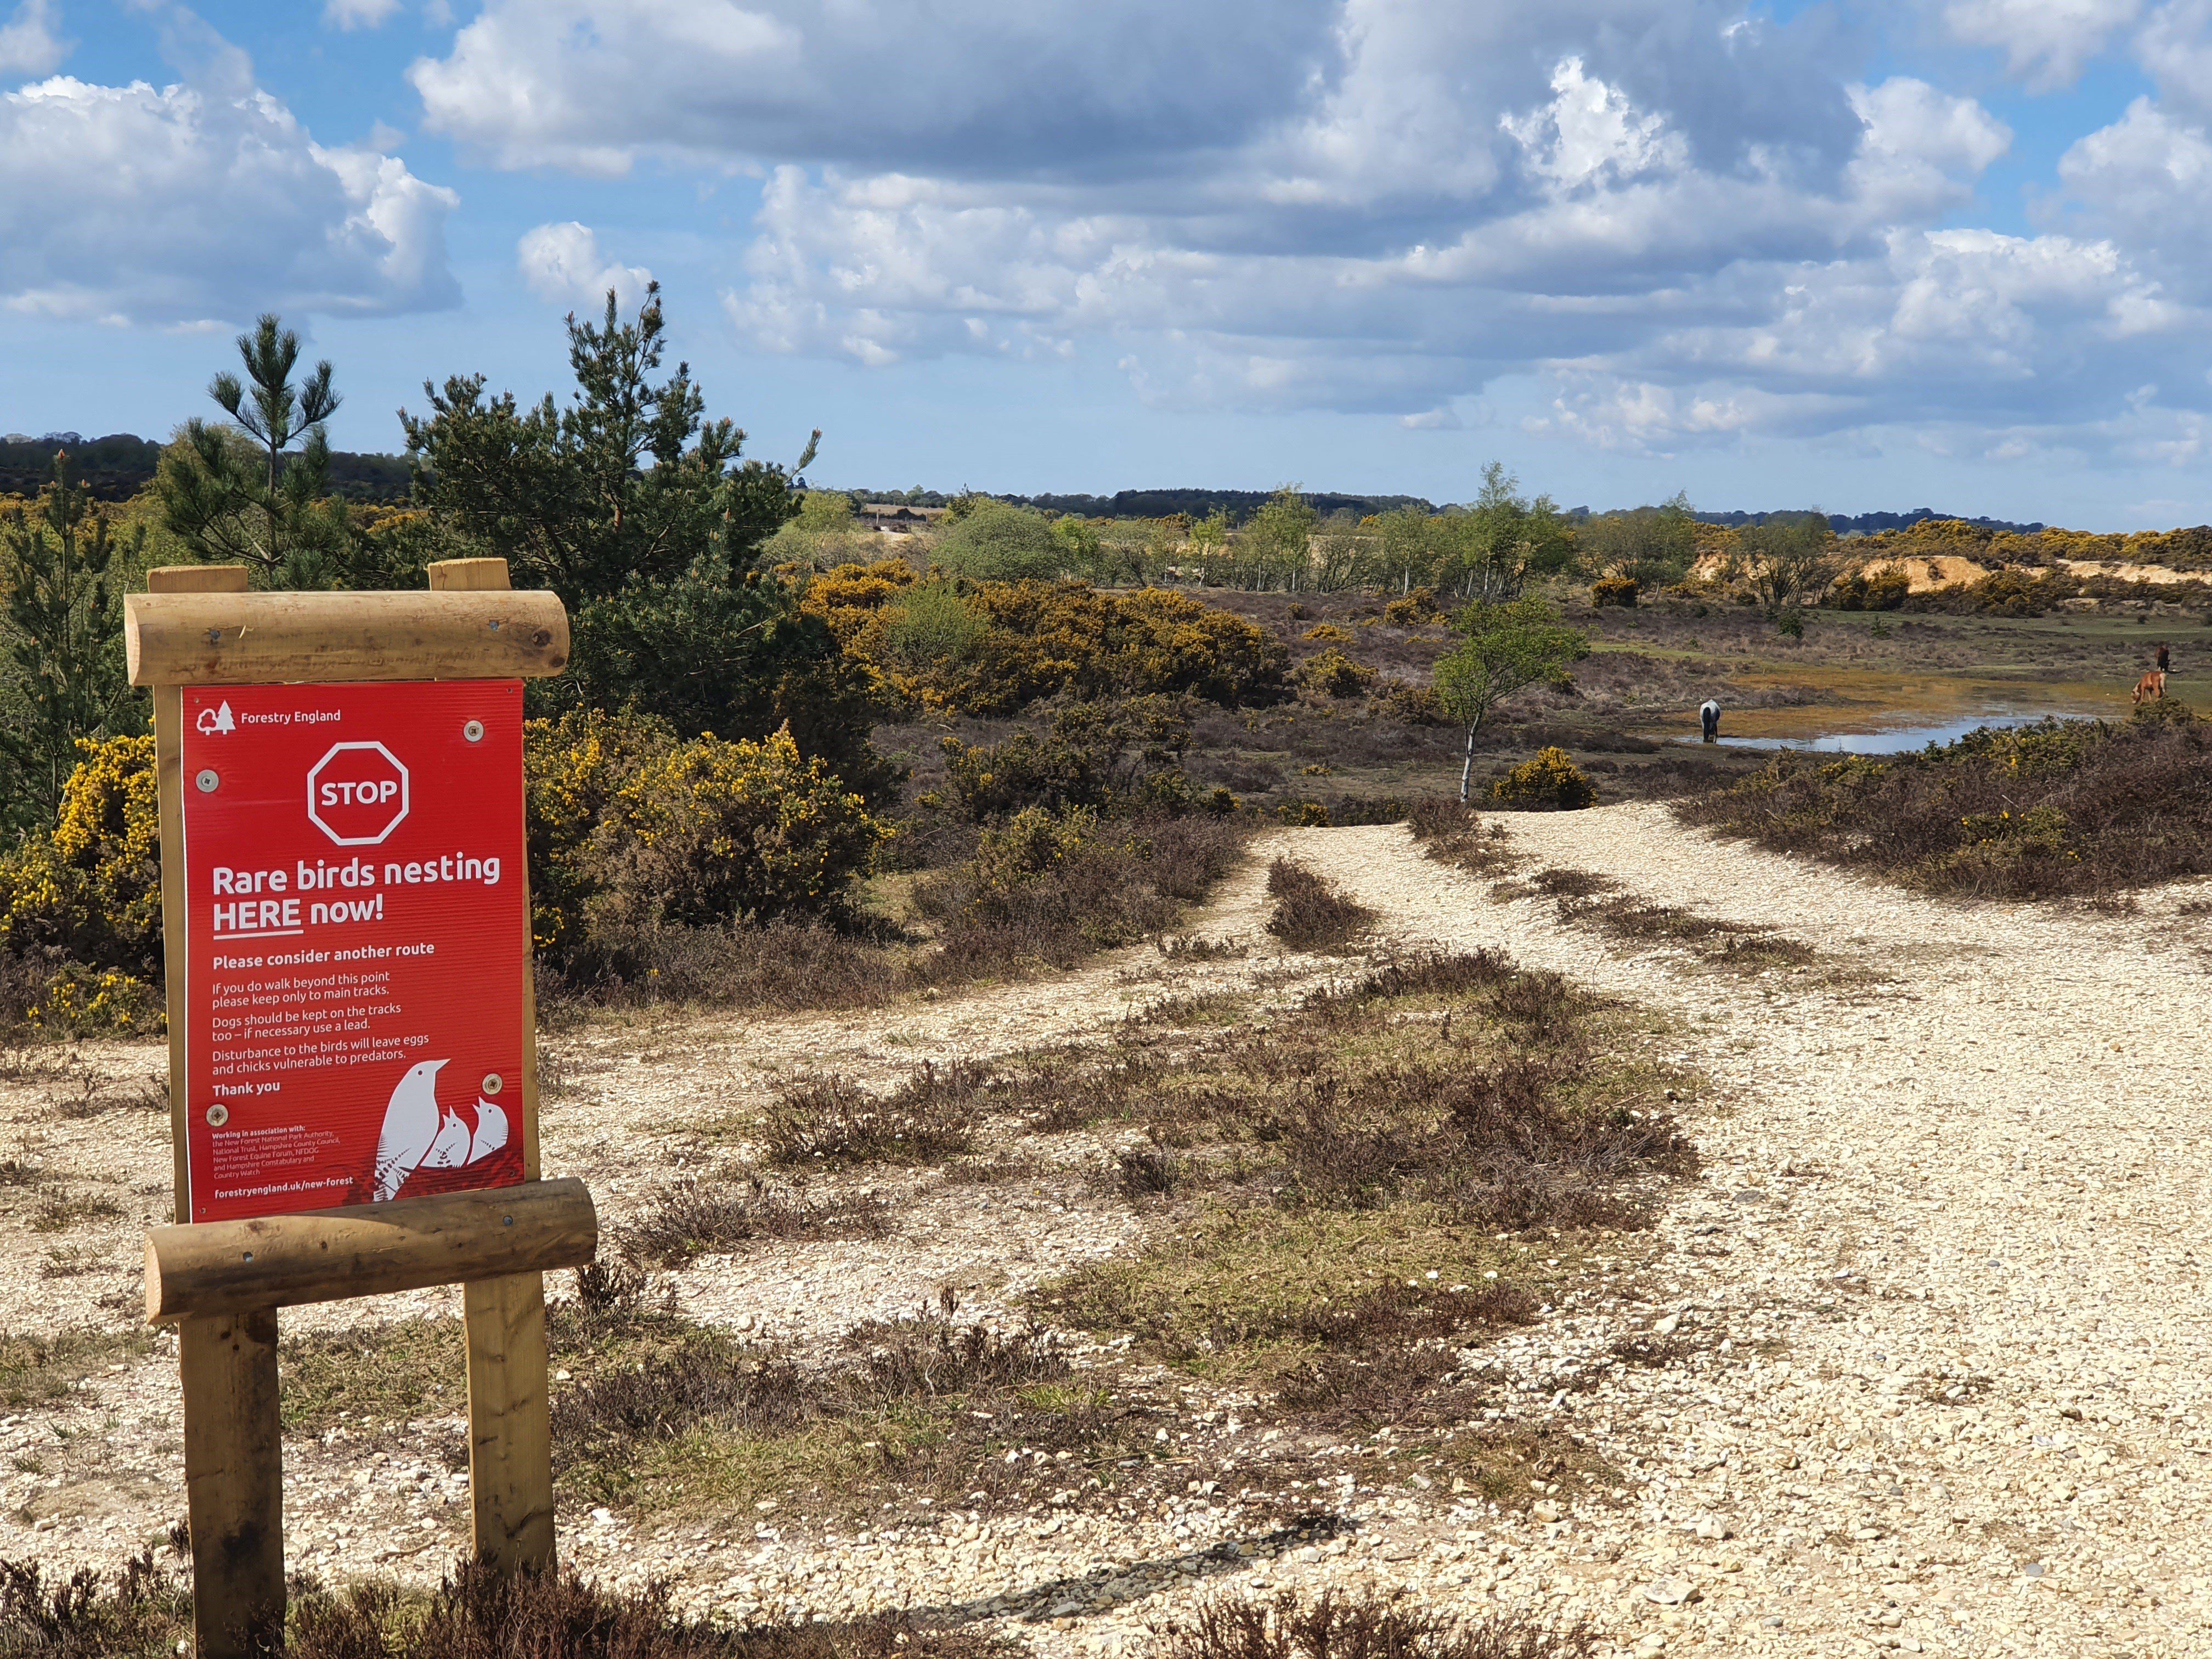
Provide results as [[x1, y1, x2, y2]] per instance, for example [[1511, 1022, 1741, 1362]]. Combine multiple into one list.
[[205, 1104, 228, 1127], [482, 1072, 504, 1095], [503, 1216, 514, 1227], [463, 719, 485, 743], [194, 769, 218, 793], [241, 1251, 253, 1263]]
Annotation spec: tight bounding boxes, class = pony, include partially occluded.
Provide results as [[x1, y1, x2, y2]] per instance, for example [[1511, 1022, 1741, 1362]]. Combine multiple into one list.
[[1699, 699, 1720, 742], [2134, 669, 2167, 706]]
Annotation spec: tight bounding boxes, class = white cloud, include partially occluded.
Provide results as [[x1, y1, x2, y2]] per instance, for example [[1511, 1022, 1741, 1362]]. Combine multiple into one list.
[[0, 0, 66, 76], [0, 72, 459, 323], [1944, 0, 2140, 89], [410, 0, 2206, 456], [1501, 57, 1688, 193], [516, 221, 652, 310], [324, 0, 401, 30]]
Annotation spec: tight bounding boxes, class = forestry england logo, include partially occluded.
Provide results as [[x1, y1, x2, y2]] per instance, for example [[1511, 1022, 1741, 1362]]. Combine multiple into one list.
[[194, 700, 235, 737], [306, 742, 410, 846]]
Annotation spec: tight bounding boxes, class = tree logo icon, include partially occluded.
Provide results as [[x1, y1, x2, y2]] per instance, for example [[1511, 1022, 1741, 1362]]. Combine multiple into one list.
[[194, 701, 236, 737]]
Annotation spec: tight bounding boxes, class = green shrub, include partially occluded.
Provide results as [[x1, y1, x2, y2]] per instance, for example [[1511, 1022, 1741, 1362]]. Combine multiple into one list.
[[882, 579, 983, 670], [1492, 747, 1596, 810], [930, 500, 1067, 582], [1299, 648, 1378, 699]]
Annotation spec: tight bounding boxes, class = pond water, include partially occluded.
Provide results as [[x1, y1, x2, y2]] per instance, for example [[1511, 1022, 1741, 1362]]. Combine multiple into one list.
[[1685, 712, 2084, 754]]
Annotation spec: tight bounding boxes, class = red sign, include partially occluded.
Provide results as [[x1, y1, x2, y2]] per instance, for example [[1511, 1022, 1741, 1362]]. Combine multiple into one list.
[[179, 681, 529, 1223]]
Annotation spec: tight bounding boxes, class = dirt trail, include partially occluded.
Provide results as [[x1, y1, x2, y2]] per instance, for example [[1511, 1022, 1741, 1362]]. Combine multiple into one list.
[[4, 809, 2211, 1656]]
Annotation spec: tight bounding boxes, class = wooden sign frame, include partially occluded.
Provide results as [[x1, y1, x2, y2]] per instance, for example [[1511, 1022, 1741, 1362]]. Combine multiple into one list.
[[131, 558, 597, 1658]]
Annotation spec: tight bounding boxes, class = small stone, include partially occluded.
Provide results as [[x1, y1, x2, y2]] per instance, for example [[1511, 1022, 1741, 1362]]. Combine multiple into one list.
[[1653, 1314, 1681, 1336], [1643, 1578, 1694, 1606], [1532, 1501, 1561, 1523]]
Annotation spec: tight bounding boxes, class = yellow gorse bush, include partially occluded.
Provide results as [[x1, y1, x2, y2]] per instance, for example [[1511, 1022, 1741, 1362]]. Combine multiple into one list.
[[0, 734, 164, 1035], [1492, 746, 1597, 811], [594, 724, 886, 930]]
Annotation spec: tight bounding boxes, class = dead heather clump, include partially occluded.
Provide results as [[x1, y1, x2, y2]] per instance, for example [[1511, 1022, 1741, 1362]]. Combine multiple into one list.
[[1263, 858, 1376, 952], [763, 1062, 988, 1166], [620, 1175, 894, 1268], [1406, 797, 1519, 877], [1153, 1589, 1600, 1659], [1523, 868, 1821, 975]]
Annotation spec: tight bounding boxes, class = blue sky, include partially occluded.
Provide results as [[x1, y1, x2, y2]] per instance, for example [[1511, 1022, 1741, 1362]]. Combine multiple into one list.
[[0, 1, 2206, 528]]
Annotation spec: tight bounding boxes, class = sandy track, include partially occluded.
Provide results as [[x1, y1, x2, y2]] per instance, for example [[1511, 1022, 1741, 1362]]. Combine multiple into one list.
[[5, 808, 2212, 1657]]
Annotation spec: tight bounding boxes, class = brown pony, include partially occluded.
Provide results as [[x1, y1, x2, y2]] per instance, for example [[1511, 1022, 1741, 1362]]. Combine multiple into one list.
[[2134, 668, 2168, 705]]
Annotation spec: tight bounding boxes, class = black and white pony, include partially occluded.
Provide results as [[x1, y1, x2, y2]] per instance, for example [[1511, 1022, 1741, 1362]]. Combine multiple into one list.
[[1700, 699, 1721, 743]]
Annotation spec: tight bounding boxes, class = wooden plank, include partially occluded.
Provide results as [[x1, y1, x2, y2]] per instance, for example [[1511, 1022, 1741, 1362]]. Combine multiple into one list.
[[180, 1309, 284, 1659], [427, 557, 514, 592], [123, 588, 570, 686], [145, 1178, 598, 1321], [464, 1271, 556, 1571], [149, 566, 249, 1223]]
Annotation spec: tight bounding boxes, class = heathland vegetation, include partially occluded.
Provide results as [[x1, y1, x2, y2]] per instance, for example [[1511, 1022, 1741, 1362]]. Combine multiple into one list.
[[8, 286, 2212, 1036]]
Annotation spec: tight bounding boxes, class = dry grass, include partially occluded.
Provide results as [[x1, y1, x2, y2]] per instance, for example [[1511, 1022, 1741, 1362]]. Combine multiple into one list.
[[0, 1328, 154, 1410], [1263, 859, 1376, 952]]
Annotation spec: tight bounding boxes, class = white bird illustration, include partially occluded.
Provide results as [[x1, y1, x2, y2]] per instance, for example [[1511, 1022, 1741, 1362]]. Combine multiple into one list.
[[371, 1063, 517, 1200], [373, 1059, 448, 1201], [470, 1098, 509, 1158]]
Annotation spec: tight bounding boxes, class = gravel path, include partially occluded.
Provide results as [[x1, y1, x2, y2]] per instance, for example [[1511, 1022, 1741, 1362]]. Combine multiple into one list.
[[1278, 808, 2212, 1658], [5, 808, 2211, 1658]]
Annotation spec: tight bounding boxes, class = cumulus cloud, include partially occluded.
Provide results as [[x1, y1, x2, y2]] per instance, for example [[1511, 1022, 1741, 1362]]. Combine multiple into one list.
[[0, 70, 459, 324], [516, 221, 653, 310], [324, 0, 402, 29], [410, 0, 2207, 456], [0, 0, 66, 76]]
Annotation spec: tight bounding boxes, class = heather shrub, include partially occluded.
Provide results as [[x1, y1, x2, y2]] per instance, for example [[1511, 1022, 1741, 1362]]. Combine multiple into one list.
[[914, 809, 1246, 971], [1492, 747, 1596, 810], [1678, 712, 2212, 896]]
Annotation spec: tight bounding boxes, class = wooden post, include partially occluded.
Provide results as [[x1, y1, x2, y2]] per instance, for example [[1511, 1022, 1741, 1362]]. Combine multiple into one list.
[[150, 567, 285, 1659], [428, 558, 558, 1572]]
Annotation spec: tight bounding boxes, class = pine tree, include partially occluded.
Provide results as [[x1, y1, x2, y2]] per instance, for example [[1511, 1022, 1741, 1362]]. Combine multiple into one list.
[[156, 313, 361, 588], [0, 450, 143, 828]]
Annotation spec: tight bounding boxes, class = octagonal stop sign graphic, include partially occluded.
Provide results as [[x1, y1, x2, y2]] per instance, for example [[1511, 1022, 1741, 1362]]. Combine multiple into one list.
[[307, 741, 410, 845]]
